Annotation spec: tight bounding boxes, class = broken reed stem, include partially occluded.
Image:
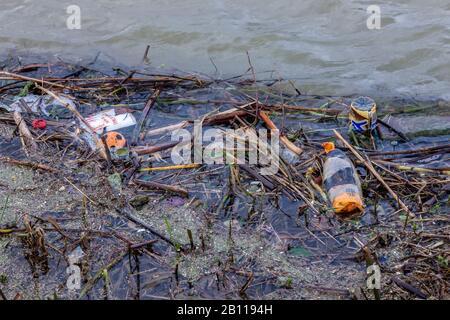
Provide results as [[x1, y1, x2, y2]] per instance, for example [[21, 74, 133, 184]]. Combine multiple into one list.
[[139, 163, 201, 172], [187, 229, 195, 250], [369, 143, 450, 157], [13, 111, 37, 152], [64, 177, 97, 205], [134, 179, 188, 197], [132, 142, 179, 156], [129, 239, 158, 250], [142, 121, 189, 139], [391, 276, 428, 299], [0, 71, 71, 90], [120, 204, 182, 250], [259, 110, 303, 155], [239, 272, 254, 295], [373, 160, 450, 176], [0, 229, 15, 235], [141, 105, 253, 140], [333, 129, 414, 218], [0, 156, 58, 173], [0, 288, 7, 300], [268, 103, 342, 115], [79, 251, 127, 299], [131, 88, 161, 146]]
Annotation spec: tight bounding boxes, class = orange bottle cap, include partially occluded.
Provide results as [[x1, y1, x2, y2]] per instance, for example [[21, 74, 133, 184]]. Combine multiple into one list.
[[104, 131, 127, 149], [322, 142, 335, 154]]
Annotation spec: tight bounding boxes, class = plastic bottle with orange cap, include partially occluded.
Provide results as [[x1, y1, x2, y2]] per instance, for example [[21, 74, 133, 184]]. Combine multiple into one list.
[[322, 141, 364, 219]]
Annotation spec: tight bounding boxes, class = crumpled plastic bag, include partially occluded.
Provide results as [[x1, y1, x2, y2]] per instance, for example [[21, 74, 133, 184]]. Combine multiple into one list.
[[0, 94, 76, 119]]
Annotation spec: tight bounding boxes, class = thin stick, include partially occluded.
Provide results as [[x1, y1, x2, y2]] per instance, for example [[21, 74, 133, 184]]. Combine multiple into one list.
[[142, 45, 151, 64], [0, 71, 71, 89], [140, 163, 201, 172], [369, 144, 450, 156], [333, 129, 414, 218], [79, 251, 127, 299], [64, 177, 97, 205], [267, 103, 342, 115], [373, 160, 450, 176], [0, 288, 7, 300], [134, 179, 188, 197], [259, 111, 303, 155], [141, 105, 252, 138], [0, 156, 58, 173], [142, 121, 190, 138], [132, 141, 179, 156], [119, 205, 182, 250], [131, 88, 161, 146]]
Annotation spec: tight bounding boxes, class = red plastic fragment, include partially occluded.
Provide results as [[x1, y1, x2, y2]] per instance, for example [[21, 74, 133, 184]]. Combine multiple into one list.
[[32, 119, 47, 129]]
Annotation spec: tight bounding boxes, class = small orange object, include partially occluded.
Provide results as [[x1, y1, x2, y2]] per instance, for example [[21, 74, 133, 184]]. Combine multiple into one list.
[[322, 142, 335, 154], [104, 131, 127, 150]]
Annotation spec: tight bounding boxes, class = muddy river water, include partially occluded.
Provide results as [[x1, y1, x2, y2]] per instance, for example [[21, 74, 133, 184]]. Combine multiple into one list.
[[1, 0, 450, 98]]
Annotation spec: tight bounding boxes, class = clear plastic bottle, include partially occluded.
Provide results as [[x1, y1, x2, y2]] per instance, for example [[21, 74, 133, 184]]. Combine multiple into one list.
[[322, 142, 364, 218]]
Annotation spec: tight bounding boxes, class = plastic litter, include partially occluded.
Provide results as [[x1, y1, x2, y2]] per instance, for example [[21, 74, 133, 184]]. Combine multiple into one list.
[[79, 109, 136, 158], [81, 109, 136, 134], [32, 119, 47, 129], [0, 94, 75, 119], [322, 142, 364, 218], [104, 131, 127, 150]]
